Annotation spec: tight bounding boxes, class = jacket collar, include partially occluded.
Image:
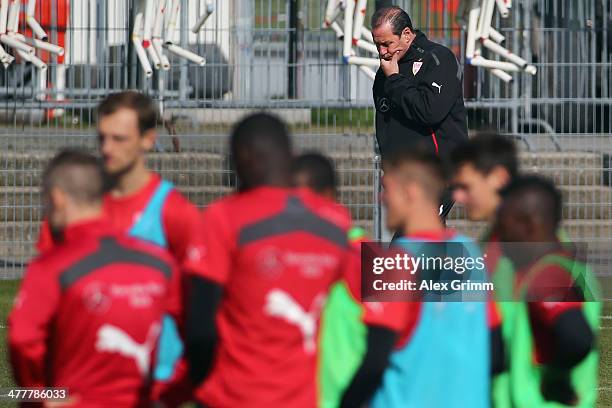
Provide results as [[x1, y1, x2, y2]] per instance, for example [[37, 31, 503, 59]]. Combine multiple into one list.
[[62, 217, 115, 243], [402, 30, 428, 62]]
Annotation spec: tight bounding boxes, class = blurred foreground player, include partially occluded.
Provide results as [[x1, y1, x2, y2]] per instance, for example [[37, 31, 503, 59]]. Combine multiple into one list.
[[37, 92, 205, 406], [9, 150, 180, 407], [293, 153, 366, 408], [449, 134, 517, 406], [450, 133, 519, 294], [341, 148, 488, 408], [186, 114, 358, 407], [449, 135, 584, 407], [450, 134, 517, 226], [496, 176, 600, 407]]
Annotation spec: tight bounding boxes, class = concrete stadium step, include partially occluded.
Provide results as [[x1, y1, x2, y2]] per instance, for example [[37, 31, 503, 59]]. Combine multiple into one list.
[[448, 186, 612, 220], [0, 184, 610, 222], [0, 219, 378, 264], [0, 186, 375, 223], [446, 220, 612, 276], [347, 185, 612, 220], [0, 152, 230, 185], [520, 152, 606, 187], [527, 168, 606, 187], [0, 186, 232, 221], [2, 209, 609, 240], [0, 150, 604, 168], [0, 131, 377, 154], [0, 151, 379, 187], [0, 151, 607, 188], [3, 219, 610, 267], [447, 220, 612, 242], [520, 152, 603, 168], [0, 221, 40, 261]]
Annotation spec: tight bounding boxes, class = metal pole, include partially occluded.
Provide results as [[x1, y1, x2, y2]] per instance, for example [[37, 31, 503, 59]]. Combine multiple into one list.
[[510, 0, 519, 135], [524, 0, 533, 124], [100, 0, 108, 91], [127, 0, 137, 89], [178, 0, 189, 101], [287, 0, 298, 99], [373, 153, 382, 241]]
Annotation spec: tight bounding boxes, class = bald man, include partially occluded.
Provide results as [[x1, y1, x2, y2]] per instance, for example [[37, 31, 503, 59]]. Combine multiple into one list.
[[372, 6, 467, 220], [496, 176, 600, 407]]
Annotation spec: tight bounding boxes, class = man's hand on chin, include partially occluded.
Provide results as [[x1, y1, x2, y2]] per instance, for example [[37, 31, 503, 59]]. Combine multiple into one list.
[[381, 51, 401, 77]]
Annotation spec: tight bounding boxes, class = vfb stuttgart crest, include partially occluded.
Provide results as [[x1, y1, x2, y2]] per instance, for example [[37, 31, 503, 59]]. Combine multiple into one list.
[[412, 61, 423, 76]]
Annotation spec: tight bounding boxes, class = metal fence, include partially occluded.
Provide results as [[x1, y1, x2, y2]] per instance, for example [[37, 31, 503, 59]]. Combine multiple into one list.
[[0, 0, 610, 282]]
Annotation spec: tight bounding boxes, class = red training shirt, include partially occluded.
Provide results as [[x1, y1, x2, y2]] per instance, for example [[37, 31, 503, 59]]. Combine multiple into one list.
[[8, 218, 180, 407], [515, 251, 584, 364], [193, 186, 356, 408]]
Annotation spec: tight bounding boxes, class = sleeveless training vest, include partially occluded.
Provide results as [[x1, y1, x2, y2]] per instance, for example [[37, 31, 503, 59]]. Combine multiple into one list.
[[370, 235, 489, 408], [508, 254, 601, 407], [319, 226, 367, 408], [128, 179, 183, 382]]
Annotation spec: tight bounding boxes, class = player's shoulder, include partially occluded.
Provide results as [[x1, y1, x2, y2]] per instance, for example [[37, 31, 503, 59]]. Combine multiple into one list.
[[427, 42, 458, 67], [115, 233, 175, 265], [26, 253, 59, 277], [524, 253, 582, 301], [295, 188, 351, 230], [165, 186, 200, 213], [449, 232, 481, 250], [202, 192, 237, 219], [447, 231, 476, 243], [529, 262, 574, 290], [531, 252, 576, 277], [28, 238, 101, 278]]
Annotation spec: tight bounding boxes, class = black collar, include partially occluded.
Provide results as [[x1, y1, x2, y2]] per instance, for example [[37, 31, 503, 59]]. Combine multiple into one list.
[[402, 31, 428, 62]]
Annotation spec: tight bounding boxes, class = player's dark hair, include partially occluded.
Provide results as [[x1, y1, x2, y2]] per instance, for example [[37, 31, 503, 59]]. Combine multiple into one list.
[[292, 152, 337, 194], [230, 112, 293, 190], [449, 133, 518, 178], [371, 6, 413, 35], [42, 149, 105, 205], [97, 91, 157, 135], [383, 143, 446, 201], [500, 175, 563, 229]]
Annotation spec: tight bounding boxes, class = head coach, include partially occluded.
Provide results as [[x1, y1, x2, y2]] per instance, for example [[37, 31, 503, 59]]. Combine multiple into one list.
[[371, 6, 468, 219]]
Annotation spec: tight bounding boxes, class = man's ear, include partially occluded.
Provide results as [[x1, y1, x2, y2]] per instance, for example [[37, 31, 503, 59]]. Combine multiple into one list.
[[50, 187, 67, 213], [402, 27, 413, 40], [404, 181, 419, 202], [141, 129, 157, 152], [489, 166, 512, 191]]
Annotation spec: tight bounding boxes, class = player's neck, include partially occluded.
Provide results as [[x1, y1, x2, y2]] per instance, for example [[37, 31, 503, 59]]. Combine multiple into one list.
[[65, 205, 104, 227], [403, 205, 444, 236], [486, 196, 502, 223], [515, 240, 563, 270], [112, 165, 152, 198], [261, 175, 292, 189]]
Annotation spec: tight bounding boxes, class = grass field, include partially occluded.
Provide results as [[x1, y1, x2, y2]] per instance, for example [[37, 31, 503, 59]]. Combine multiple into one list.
[[0, 280, 611, 406]]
